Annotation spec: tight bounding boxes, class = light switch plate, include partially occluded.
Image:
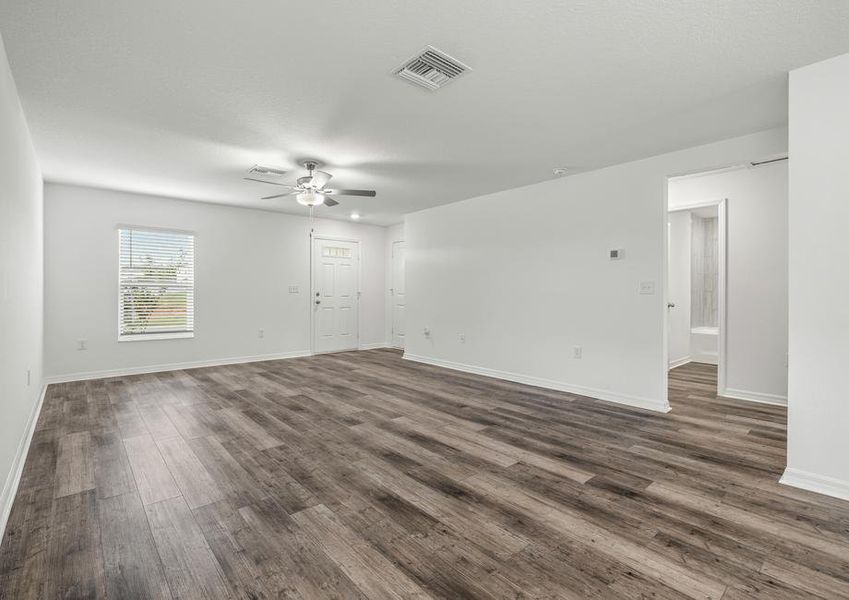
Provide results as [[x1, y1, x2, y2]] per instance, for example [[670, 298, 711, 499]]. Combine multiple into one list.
[[288, 286, 299, 294], [639, 281, 656, 295]]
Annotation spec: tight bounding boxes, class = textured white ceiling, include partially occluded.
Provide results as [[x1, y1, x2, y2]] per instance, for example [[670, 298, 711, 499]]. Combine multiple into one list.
[[2, 1, 849, 225]]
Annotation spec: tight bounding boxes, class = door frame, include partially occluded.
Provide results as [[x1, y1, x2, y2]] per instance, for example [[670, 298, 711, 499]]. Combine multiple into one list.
[[390, 240, 406, 349], [310, 233, 362, 355], [665, 197, 728, 396]]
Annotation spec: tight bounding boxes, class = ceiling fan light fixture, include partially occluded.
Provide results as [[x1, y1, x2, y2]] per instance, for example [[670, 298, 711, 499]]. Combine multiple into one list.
[[296, 190, 325, 207]]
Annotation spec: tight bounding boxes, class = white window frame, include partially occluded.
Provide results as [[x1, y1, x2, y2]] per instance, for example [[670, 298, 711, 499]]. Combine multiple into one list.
[[117, 225, 196, 342]]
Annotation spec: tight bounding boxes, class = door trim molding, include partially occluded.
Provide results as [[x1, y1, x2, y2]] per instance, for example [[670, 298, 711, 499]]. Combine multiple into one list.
[[310, 234, 361, 355]]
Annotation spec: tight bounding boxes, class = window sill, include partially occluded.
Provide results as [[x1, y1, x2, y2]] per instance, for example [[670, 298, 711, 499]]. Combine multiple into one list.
[[118, 332, 194, 343]]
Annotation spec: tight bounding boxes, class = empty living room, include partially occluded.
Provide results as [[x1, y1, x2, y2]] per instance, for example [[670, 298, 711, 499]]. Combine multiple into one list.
[[3, 2, 849, 598]]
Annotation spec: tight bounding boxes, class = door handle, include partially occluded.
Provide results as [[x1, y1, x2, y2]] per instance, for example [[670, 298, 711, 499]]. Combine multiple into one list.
[[667, 302, 676, 308]]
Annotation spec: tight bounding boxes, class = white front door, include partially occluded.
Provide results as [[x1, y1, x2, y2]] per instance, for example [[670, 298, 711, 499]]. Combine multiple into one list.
[[312, 237, 359, 354], [391, 240, 406, 348]]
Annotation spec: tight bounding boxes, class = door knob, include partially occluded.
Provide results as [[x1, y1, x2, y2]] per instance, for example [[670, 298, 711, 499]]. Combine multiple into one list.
[[315, 299, 321, 305]]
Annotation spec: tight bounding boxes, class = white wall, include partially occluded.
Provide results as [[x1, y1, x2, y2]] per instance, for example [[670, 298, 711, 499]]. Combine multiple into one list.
[[405, 128, 787, 412], [667, 211, 692, 367], [669, 161, 789, 403], [44, 183, 386, 380], [783, 52, 849, 500], [385, 222, 405, 346], [0, 35, 43, 533]]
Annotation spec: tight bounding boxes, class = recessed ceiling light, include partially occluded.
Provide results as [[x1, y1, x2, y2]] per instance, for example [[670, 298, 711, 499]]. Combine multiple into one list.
[[552, 167, 568, 176], [350, 213, 361, 220]]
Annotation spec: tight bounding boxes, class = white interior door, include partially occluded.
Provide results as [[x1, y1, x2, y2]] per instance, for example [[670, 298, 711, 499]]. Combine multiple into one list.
[[668, 212, 692, 368], [312, 237, 359, 354], [391, 241, 406, 348]]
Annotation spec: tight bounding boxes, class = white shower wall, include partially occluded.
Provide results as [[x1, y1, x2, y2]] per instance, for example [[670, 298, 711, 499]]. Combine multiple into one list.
[[691, 215, 719, 328]]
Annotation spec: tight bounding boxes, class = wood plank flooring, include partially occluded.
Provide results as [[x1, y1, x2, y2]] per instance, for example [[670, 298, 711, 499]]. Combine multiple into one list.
[[2, 351, 849, 599]]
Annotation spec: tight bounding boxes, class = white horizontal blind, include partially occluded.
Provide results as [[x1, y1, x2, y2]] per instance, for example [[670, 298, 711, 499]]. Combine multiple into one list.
[[119, 228, 194, 337]]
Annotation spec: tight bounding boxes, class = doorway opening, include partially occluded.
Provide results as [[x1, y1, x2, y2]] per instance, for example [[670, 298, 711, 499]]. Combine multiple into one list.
[[390, 240, 406, 349], [666, 196, 727, 397], [311, 235, 361, 354], [663, 155, 789, 409]]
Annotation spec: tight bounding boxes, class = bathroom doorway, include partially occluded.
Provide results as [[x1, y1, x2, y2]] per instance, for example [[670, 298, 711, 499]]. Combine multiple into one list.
[[666, 198, 727, 393]]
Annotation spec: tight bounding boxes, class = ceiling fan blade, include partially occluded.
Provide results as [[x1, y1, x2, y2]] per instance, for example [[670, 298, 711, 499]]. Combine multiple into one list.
[[323, 198, 339, 207], [310, 171, 333, 189], [325, 189, 376, 197], [261, 192, 294, 200], [244, 177, 294, 187]]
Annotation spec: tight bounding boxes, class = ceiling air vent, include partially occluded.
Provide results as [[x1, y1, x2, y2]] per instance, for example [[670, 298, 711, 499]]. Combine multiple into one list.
[[394, 46, 471, 91]]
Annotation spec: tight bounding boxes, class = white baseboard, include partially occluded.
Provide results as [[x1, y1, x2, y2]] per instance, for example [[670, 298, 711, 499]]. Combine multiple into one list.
[[358, 342, 389, 350], [1, 384, 47, 540], [691, 353, 718, 365], [668, 356, 691, 370], [403, 353, 670, 413], [43, 350, 312, 384], [780, 467, 849, 502], [720, 387, 787, 407]]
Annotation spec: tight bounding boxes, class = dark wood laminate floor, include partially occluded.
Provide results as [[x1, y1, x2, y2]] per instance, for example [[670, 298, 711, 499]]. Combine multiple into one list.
[[2, 351, 849, 599]]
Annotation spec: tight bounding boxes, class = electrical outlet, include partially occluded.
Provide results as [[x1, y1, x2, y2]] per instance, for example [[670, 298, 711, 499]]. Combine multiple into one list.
[[423, 327, 431, 338], [573, 346, 582, 359], [77, 339, 87, 351], [26, 369, 31, 387], [458, 334, 466, 344], [258, 328, 265, 339]]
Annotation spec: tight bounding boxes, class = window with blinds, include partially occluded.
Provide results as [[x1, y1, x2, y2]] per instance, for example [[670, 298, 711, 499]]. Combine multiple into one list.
[[118, 228, 194, 339]]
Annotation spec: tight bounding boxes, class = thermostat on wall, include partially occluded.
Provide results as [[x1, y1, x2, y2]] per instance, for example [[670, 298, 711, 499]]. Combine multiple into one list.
[[609, 248, 625, 260]]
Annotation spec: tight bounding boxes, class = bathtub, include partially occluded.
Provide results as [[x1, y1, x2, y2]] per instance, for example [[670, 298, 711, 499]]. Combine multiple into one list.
[[690, 326, 718, 364]]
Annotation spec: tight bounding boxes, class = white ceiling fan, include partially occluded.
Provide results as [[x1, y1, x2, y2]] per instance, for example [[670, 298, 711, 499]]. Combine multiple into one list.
[[245, 160, 376, 207]]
